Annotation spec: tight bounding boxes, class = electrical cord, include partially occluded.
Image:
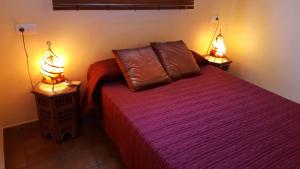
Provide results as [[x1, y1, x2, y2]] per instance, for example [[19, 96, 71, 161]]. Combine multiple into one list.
[[206, 17, 220, 55], [20, 28, 34, 90]]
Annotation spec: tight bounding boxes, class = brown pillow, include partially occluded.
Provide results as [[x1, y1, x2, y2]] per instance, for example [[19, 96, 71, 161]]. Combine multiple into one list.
[[113, 46, 170, 91], [151, 40, 200, 80]]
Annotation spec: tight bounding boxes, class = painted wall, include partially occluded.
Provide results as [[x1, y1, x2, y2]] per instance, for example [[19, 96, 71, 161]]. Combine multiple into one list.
[[0, 0, 234, 127], [1, 0, 300, 167], [226, 0, 300, 103], [1, 0, 299, 132]]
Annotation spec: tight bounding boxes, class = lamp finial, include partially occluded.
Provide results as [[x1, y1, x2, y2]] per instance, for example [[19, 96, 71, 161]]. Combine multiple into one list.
[[47, 41, 51, 47], [41, 41, 65, 85]]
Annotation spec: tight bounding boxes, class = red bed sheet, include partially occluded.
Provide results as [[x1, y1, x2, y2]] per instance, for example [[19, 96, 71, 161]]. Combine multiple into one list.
[[101, 65, 300, 169]]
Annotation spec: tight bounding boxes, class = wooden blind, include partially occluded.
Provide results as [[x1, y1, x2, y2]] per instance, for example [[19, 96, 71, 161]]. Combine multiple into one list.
[[52, 0, 194, 10]]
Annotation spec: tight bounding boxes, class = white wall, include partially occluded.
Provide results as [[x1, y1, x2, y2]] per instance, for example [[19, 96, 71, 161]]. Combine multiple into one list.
[[0, 0, 233, 127], [1, 0, 300, 167], [2, 0, 299, 131], [0, 1, 234, 166], [226, 0, 300, 103]]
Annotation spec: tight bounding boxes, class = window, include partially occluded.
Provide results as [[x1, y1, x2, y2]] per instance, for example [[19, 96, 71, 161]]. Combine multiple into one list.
[[52, 0, 194, 10]]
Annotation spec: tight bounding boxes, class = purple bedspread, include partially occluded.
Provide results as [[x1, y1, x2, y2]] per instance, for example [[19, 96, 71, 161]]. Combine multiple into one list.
[[101, 65, 300, 169]]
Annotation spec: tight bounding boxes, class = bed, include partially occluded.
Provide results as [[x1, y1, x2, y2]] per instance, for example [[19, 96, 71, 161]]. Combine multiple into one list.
[[86, 57, 300, 169]]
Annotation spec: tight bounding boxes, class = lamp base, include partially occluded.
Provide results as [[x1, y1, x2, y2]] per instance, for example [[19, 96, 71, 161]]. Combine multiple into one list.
[[210, 50, 225, 58], [42, 75, 65, 84]]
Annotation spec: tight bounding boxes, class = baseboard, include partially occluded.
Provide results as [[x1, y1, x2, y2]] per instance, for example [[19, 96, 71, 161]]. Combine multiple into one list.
[[1, 118, 38, 169], [1, 127, 4, 169], [2, 118, 38, 129]]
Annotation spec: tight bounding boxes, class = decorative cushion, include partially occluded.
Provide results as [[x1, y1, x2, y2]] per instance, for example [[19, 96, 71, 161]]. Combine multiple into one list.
[[151, 40, 200, 80], [113, 46, 170, 91]]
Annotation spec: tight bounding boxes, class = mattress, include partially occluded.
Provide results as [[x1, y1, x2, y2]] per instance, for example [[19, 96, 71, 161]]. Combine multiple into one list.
[[101, 65, 300, 169]]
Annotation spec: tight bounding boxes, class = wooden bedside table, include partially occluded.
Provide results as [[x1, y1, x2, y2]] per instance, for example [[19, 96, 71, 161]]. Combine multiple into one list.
[[32, 81, 81, 143], [204, 55, 232, 71]]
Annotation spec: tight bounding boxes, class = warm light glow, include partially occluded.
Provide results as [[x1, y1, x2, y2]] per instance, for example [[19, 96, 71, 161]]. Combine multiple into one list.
[[38, 82, 68, 93], [41, 42, 65, 84], [205, 55, 229, 64], [211, 33, 227, 57], [195, 28, 214, 54]]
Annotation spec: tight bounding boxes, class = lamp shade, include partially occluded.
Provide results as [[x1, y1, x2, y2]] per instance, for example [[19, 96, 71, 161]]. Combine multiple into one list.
[[210, 33, 227, 57], [41, 41, 65, 84]]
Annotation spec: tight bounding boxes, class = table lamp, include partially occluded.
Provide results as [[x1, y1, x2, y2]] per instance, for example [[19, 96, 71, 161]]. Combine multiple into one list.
[[210, 31, 227, 57], [41, 41, 65, 85]]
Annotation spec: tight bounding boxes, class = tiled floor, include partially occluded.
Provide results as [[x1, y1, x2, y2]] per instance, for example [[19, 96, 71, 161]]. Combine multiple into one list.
[[4, 114, 126, 169]]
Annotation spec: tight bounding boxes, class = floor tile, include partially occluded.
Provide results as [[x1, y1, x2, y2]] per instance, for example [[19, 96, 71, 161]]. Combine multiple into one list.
[[4, 126, 25, 148], [90, 142, 120, 165], [60, 149, 97, 169], [59, 134, 90, 154], [4, 114, 126, 169], [4, 149, 27, 169], [99, 157, 125, 169], [4, 126, 27, 169], [87, 165, 101, 169], [27, 157, 61, 169], [25, 138, 63, 165]]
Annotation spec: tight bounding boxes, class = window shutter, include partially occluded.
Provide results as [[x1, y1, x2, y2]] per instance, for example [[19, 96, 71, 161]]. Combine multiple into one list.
[[52, 0, 194, 10]]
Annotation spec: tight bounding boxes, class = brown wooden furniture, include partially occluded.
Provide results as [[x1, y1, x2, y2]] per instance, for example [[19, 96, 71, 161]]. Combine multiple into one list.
[[204, 55, 232, 71], [32, 82, 81, 143], [52, 0, 194, 10]]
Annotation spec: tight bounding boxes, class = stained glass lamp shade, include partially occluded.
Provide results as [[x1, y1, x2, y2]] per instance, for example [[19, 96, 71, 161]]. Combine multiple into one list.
[[41, 41, 65, 84], [210, 33, 227, 57]]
